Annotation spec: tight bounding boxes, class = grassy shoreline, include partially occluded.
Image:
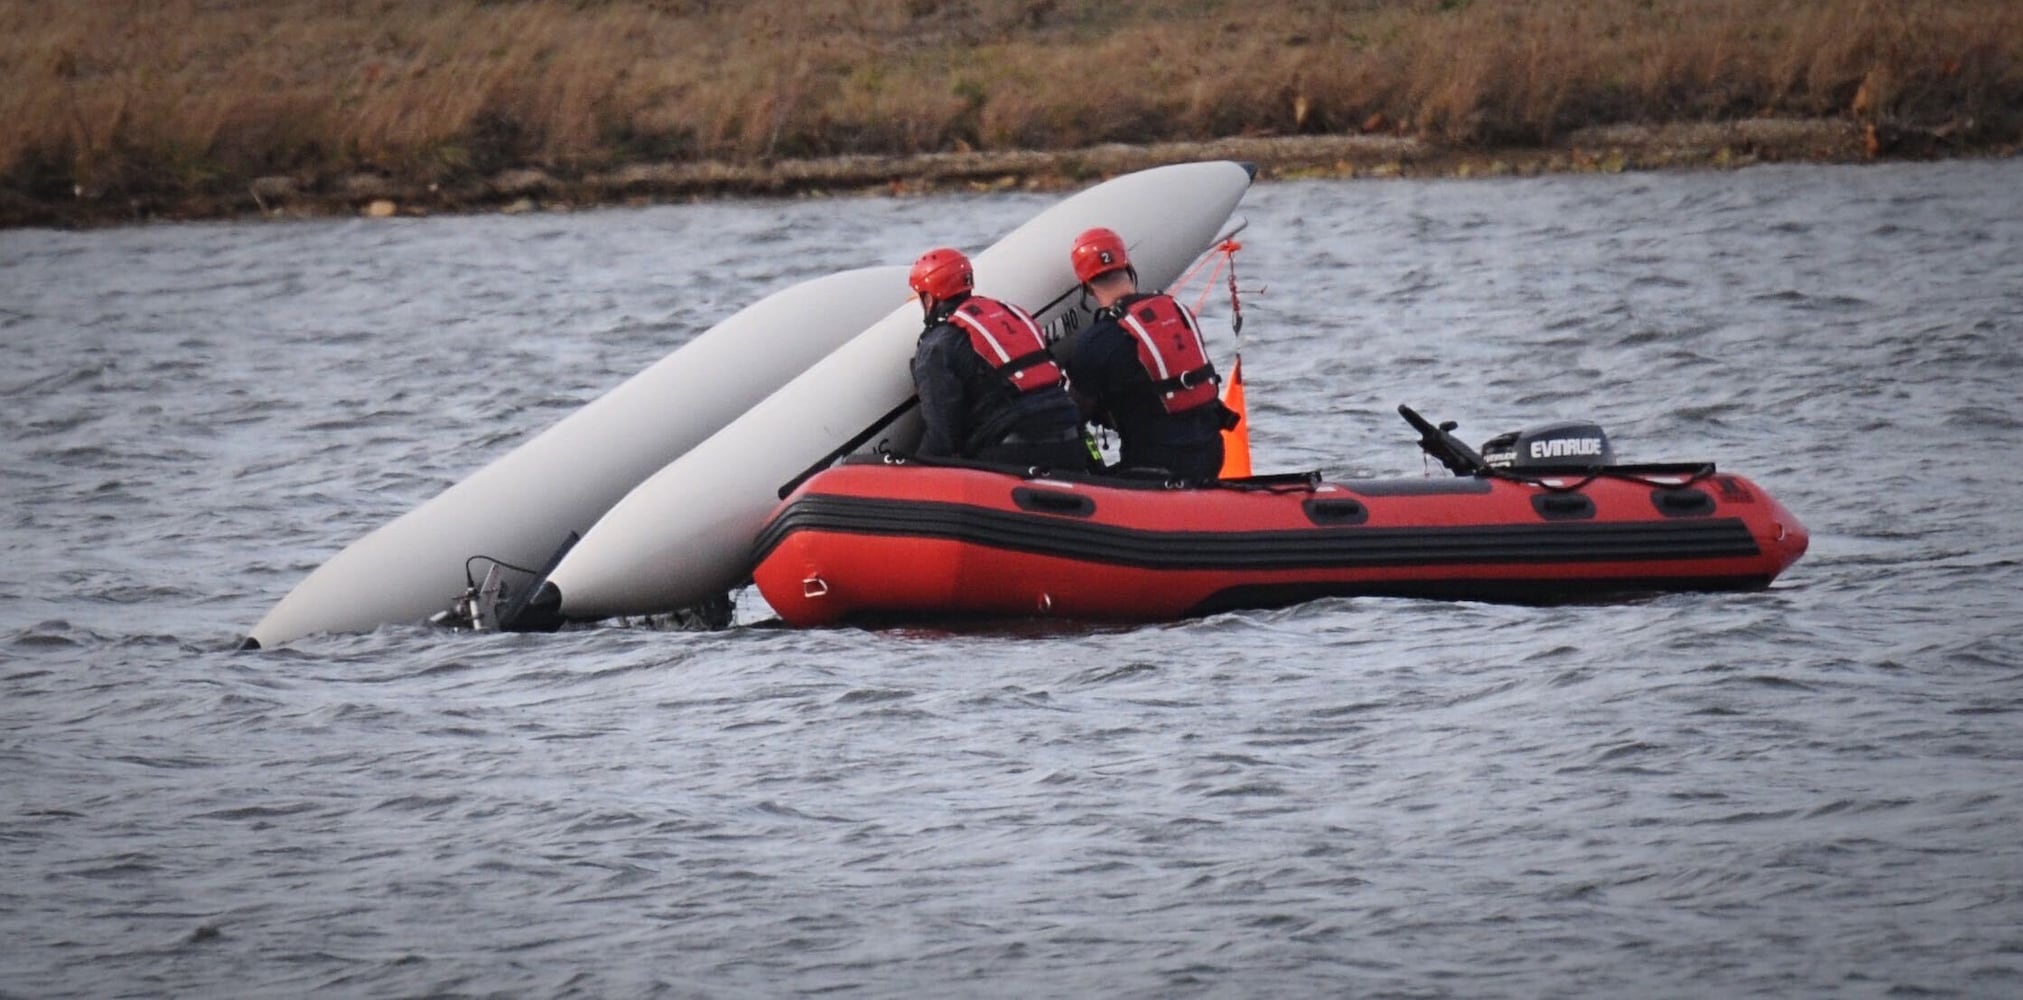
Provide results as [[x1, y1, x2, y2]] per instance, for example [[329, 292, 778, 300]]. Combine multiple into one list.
[[5, 0, 2018, 228]]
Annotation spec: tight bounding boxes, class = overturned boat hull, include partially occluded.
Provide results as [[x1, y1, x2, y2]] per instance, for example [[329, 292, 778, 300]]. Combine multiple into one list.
[[242, 266, 908, 648]]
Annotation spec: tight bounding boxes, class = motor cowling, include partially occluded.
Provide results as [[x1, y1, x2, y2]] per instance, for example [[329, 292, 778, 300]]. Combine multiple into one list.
[[1480, 420, 1614, 470]]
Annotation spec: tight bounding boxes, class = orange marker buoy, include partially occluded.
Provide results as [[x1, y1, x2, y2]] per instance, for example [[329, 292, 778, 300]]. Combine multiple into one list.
[[1219, 356, 1251, 479]]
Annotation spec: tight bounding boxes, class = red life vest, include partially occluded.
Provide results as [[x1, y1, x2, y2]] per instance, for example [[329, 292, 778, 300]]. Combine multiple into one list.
[[1117, 294, 1218, 413], [948, 296, 1063, 394]]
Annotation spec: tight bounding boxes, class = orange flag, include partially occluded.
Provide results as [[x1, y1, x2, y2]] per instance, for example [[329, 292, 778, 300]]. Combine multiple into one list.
[[1219, 356, 1251, 479]]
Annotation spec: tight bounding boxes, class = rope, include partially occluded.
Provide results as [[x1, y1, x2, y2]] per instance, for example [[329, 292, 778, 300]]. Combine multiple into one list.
[[1171, 239, 1246, 327], [1222, 240, 1244, 337]]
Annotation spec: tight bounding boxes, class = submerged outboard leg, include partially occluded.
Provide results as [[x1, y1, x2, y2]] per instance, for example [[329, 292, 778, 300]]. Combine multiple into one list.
[[434, 530, 734, 634], [500, 580, 566, 633], [430, 532, 579, 634]]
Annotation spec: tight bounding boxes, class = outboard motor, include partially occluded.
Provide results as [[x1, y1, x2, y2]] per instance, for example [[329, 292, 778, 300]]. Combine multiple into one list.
[[1479, 420, 1614, 470], [428, 532, 581, 633]]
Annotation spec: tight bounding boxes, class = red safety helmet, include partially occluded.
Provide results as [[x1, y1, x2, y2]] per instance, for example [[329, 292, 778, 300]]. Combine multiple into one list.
[[1070, 227, 1131, 284], [909, 247, 974, 303]]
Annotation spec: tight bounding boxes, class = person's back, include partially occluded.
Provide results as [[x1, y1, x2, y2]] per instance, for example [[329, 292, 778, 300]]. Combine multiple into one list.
[[907, 248, 1088, 470], [1060, 228, 1232, 482]]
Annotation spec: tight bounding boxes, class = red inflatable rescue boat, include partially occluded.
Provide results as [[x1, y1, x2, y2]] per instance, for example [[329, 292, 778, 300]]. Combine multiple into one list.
[[751, 406, 1809, 627]]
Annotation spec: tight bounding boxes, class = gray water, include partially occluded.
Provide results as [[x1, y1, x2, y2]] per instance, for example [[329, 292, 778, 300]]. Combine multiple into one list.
[[4, 158, 2020, 998]]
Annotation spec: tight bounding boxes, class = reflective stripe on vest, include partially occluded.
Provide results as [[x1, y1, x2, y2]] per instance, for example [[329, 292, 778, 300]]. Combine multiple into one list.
[[949, 297, 1063, 394], [1118, 295, 1218, 413]]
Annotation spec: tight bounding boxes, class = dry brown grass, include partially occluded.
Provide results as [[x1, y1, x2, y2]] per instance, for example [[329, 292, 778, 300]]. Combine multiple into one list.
[[3, 0, 2017, 220]]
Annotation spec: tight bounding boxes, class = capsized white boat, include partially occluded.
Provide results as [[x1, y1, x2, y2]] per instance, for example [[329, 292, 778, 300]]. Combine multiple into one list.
[[530, 160, 1256, 624], [241, 265, 908, 648]]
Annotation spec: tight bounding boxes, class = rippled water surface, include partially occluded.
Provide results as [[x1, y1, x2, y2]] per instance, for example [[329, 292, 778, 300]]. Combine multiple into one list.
[[4, 158, 2021, 998]]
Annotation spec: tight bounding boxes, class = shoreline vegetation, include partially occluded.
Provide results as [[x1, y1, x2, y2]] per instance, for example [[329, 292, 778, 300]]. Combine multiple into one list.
[[4, 0, 2017, 229]]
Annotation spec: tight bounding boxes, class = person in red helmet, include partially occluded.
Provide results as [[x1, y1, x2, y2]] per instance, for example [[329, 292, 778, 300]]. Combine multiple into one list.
[[906, 247, 1090, 470], [1059, 226, 1235, 482]]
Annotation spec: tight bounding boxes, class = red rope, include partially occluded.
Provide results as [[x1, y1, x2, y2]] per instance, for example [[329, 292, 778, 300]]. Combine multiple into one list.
[[1172, 239, 1245, 333]]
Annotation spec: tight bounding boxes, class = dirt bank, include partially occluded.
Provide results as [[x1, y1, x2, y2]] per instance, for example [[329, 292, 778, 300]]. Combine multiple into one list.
[[11, 118, 2008, 229]]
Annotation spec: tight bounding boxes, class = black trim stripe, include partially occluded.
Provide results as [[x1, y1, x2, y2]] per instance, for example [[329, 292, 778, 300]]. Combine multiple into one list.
[[753, 494, 1762, 571]]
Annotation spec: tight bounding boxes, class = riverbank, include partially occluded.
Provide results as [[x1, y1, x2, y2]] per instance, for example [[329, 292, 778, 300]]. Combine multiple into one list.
[[5, 0, 2017, 228], [11, 119, 2011, 229]]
